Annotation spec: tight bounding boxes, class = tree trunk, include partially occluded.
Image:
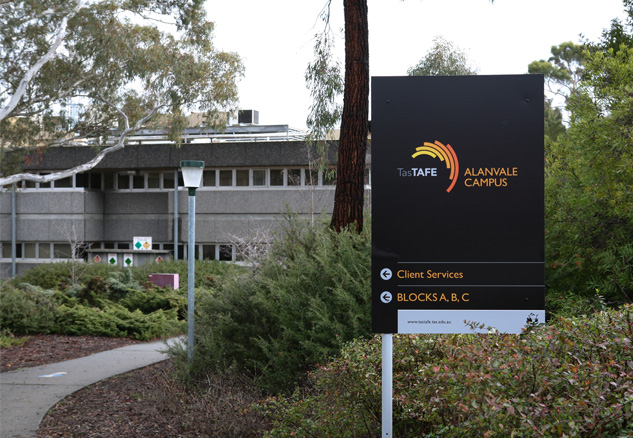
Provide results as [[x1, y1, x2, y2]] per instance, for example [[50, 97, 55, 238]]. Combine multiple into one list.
[[330, 0, 369, 233]]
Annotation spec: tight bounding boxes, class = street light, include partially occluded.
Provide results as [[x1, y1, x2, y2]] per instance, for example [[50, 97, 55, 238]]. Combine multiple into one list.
[[180, 160, 204, 362]]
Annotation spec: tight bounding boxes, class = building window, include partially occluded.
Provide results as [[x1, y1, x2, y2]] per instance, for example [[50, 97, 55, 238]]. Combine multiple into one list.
[[287, 169, 301, 186], [75, 173, 87, 188], [118, 173, 130, 189], [53, 243, 72, 258], [164, 172, 175, 189], [55, 175, 73, 188], [132, 174, 144, 189], [270, 169, 284, 186], [306, 169, 319, 186], [39, 243, 51, 258], [219, 170, 233, 187], [103, 173, 115, 190], [219, 244, 233, 261], [203, 244, 216, 260], [252, 169, 267, 186], [203, 170, 216, 187], [1, 242, 15, 258], [236, 169, 249, 187], [24, 243, 37, 258], [148, 173, 161, 189]]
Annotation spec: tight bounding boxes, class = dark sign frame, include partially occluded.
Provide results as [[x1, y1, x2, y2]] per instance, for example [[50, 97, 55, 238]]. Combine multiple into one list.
[[371, 75, 545, 334]]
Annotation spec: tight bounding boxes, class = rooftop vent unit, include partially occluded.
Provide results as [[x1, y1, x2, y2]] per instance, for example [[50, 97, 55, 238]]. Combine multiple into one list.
[[238, 109, 259, 125]]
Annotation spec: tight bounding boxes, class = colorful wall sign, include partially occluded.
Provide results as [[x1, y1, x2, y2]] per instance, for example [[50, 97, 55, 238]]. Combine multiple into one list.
[[371, 75, 545, 334], [133, 237, 152, 251]]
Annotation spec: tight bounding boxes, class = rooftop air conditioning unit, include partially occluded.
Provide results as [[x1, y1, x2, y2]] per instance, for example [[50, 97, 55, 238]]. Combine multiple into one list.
[[238, 109, 259, 125]]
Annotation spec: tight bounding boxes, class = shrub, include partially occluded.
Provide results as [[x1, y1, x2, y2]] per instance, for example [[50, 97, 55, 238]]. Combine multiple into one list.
[[188, 216, 372, 393], [55, 303, 185, 340], [131, 259, 244, 291], [264, 305, 633, 437], [0, 283, 58, 334]]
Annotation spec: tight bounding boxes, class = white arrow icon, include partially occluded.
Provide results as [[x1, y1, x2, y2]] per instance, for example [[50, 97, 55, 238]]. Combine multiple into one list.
[[380, 268, 392, 280]]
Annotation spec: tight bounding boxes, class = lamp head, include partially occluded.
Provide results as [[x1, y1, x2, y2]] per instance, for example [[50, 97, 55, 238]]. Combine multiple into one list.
[[180, 160, 205, 195]]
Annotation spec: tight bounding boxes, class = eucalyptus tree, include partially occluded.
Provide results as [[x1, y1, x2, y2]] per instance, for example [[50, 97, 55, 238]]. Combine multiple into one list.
[[306, 0, 369, 233], [528, 41, 586, 103], [407, 36, 478, 77], [0, 0, 244, 186]]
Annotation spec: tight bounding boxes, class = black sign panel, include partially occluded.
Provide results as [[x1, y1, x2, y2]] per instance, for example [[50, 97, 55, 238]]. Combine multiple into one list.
[[371, 75, 545, 334]]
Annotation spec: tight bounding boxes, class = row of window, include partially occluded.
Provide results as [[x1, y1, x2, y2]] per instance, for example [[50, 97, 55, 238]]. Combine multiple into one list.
[[6, 168, 372, 191], [1, 242, 238, 262]]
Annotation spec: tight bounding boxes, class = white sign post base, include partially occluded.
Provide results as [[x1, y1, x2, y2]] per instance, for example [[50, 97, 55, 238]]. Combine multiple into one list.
[[382, 333, 393, 437]]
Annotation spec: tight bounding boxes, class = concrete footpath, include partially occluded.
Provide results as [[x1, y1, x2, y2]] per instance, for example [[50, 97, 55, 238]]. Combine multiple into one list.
[[0, 338, 182, 438]]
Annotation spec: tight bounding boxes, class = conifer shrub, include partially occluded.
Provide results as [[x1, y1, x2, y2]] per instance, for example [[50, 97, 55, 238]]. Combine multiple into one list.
[[0, 284, 58, 334], [263, 305, 633, 437], [188, 216, 372, 393]]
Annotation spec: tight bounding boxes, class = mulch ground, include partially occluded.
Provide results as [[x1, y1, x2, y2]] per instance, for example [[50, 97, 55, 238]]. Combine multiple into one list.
[[1, 334, 142, 373], [1, 335, 271, 437]]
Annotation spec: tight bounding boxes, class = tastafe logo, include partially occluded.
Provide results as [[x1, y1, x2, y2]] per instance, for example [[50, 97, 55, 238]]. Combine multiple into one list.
[[412, 141, 459, 192]]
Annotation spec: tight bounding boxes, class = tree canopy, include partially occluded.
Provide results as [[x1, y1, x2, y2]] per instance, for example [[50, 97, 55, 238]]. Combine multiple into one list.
[[545, 3, 633, 303], [528, 41, 586, 103], [407, 36, 478, 77], [1, 0, 243, 186]]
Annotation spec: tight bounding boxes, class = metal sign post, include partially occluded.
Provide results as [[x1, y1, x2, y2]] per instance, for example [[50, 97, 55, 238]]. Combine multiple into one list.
[[382, 333, 393, 437]]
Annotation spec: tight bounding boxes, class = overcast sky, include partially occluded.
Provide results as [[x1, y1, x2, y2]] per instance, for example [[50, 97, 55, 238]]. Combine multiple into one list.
[[206, 0, 628, 129]]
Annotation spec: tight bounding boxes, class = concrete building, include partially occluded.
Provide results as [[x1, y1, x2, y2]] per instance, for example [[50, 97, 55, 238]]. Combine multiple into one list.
[[1, 121, 371, 278]]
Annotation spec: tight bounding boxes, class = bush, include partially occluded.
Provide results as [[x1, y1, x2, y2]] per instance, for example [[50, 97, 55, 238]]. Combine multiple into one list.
[[188, 216, 372, 393], [55, 302, 185, 341], [130, 259, 244, 291], [0, 284, 58, 334], [264, 305, 633, 437], [2, 259, 240, 341]]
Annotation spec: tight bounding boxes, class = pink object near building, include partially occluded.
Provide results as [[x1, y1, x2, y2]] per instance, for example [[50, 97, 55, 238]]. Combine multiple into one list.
[[148, 273, 179, 290]]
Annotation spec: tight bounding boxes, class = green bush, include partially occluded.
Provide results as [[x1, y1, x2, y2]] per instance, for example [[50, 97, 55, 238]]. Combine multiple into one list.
[[188, 216, 372, 393], [2, 258, 241, 341], [0, 284, 58, 334], [130, 259, 244, 291], [264, 305, 633, 437], [56, 303, 185, 340]]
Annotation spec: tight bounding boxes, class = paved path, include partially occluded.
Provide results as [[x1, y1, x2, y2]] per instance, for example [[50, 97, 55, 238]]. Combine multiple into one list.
[[0, 338, 183, 438]]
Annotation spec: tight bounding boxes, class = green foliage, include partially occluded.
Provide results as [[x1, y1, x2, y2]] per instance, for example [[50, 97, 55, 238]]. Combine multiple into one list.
[[264, 306, 633, 437], [130, 258, 243, 291], [1, 0, 244, 183], [188, 216, 372, 393], [544, 97, 566, 141], [593, 0, 633, 53], [0, 260, 237, 340], [528, 41, 586, 101], [11, 261, 124, 291], [0, 284, 58, 334], [55, 304, 183, 341], [0, 333, 29, 349], [545, 45, 633, 304], [407, 36, 478, 77]]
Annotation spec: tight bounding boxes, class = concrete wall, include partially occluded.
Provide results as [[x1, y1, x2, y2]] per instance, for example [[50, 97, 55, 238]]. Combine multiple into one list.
[[103, 192, 171, 242]]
